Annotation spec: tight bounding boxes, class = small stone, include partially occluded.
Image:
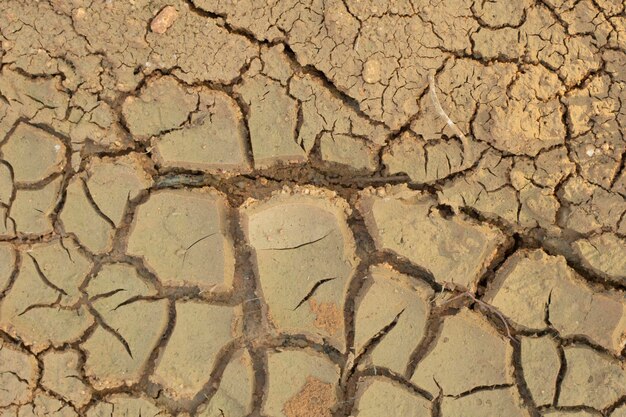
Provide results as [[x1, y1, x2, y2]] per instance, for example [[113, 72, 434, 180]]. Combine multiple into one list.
[[150, 6, 178, 34], [362, 59, 381, 84]]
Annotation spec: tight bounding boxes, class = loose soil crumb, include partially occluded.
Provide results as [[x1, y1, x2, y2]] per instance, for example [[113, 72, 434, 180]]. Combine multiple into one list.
[[283, 376, 335, 417]]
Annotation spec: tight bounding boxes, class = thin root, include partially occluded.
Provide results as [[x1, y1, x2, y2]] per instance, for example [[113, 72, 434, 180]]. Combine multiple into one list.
[[440, 290, 516, 343], [428, 71, 473, 168]]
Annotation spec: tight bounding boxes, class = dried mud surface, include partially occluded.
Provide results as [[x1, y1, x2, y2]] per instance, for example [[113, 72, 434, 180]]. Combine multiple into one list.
[[2, 0, 626, 416]]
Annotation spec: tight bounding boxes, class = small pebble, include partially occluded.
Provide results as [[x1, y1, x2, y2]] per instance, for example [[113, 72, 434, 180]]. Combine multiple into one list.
[[151, 6, 178, 34]]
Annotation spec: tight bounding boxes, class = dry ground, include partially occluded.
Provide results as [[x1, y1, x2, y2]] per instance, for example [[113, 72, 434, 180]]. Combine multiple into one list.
[[1, 0, 626, 416]]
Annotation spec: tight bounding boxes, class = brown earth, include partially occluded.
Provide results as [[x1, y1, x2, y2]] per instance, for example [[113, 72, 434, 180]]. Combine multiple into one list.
[[1, 0, 626, 416]]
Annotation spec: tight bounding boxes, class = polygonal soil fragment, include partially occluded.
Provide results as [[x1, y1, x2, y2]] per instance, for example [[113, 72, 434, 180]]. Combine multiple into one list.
[[440, 387, 530, 417], [559, 345, 626, 409], [241, 187, 357, 349], [146, 6, 257, 84], [410, 59, 515, 145], [196, 350, 254, 417], [352, 377, 431, 417], [573, 233, 626, 284], [28, 238, 91, 305], [354, 264, 433, 374], [558, 176, 626, 235], [85, 394, 170, 417], [289, 72, 389, 153], [520, 336, 560, 406], [264, 349, 339, 417], [382, 131, 486, 183], [0, 242, 93, 352], [85, 154, 154, 226], [151, 301, 240, 399], [122, 76, 197, 139], [0, 243, 16, 293], [509, 157, 566, 230], [0, 342, 38, 407], [411, 309, 513, 396], [473, 66, 565, 156], [127, 188, 235, 289], [59, 177, 114, 253], [152, 89, 250, 174], [549, 276, 626, 354], [0, 69, 69, 137], [235, 73, 305, 169], [41, 349, 91, 408], [484, 250, 565, 330], [197, 0, 461, 130], [357, 185, 505, 291], [563, 74, 625, 189], [68, 97, 131, 152], [82, 263, 169, 389], [16, 392, 77, 417], [437, 151, 520, 227], [319, 133, 379, 173], [11, 177, 62, 236], [0, 123, 65, 185], [485, 249, 626, 354]]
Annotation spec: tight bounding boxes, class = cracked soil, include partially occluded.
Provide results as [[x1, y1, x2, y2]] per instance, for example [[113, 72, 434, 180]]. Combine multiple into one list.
[[2, 0, 626, 416]]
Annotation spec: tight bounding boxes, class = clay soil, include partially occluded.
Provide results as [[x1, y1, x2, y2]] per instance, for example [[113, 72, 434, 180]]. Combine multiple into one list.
[[1, 1, 626, 416]]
